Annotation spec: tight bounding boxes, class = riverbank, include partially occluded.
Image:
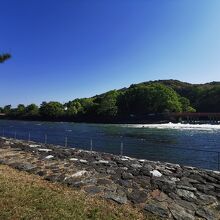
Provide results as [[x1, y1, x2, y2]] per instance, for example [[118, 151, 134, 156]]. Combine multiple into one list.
[[0, 137, 219, 219], [0, 164, 151, 220]]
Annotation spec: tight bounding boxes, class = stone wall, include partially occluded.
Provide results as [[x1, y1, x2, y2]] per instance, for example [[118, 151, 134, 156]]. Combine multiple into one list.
[[0, 137, 219, 220]]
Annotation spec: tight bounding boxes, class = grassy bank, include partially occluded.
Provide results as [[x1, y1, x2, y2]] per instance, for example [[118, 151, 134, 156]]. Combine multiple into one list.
[[0, 164, 157, 220]]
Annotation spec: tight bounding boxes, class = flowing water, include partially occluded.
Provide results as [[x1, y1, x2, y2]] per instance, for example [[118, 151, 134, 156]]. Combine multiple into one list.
[[0, 120, 220, 170]]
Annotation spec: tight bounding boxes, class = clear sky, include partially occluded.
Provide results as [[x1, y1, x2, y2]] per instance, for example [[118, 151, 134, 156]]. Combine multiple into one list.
[[1, 0, 220, 107]]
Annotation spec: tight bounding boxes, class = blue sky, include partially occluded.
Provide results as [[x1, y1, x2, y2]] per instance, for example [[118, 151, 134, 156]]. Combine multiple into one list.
[[1, 0, 220, 107]]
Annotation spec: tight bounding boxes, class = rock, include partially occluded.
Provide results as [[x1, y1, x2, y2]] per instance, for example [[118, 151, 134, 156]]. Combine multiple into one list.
[[96, 160, 109, 165], [79, 159, 88, 163], [194, 184, 215, 194], [45, 174, 61, 182], [150, 170, 162, 177], [176, 185, 197, 191], [45, 155, 54, 159], [71, 170, 88, 178], [176, 189, 197, 202], [11, 162, 36, 172], [150, 189, 169, 202], [117, 179, 132, 188], [128, 190, 148, 204], [69, 158, 78, 161], [38, 148, 52, 152], [104, 192, 128, 204], [145, 202, 169, 218], [121, 172, 134, 180], [196, 192, 218, 206], [174, 199, 197, 211], [196, 207, 217, 220], [180, 177, 199, 184], [188, 174, 206, 183], [169, 203, 195, 220], [106, 169, 116, 175], [29, 144, 41, 148], [140, 167, 151, 176], [200, 173, 218, 183], [152, 177, 176, 194], [97, 178, 112, 185], [131, 163, 142, 169], [84, 186, 101, 195]]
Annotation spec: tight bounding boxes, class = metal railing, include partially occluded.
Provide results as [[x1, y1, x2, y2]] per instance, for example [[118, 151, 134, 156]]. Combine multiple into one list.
[[1, 128, 220, 171]]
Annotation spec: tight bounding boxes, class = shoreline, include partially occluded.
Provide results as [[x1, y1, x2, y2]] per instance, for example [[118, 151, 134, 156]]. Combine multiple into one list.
[[1, 118, 220, 127], [1, 116, 220, 125], [0, 137, 219, 219]]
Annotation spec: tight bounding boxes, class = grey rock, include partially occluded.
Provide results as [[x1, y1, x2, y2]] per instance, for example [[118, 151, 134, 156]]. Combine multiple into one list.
[[196, 192, 218, 206], [106, 169, 116, 175], [117, 179, 132, 188], [11, 162, 36, 171], [140, 167, 151, 176], [176, 185, 197, 191], [174, 199, 197, 211], [128, 190, 148, 204], [196, 207, 217, 220], [169, 203, 195, 220], [121, 172, 134, 180], [104, 192, 128, 204], [145, 202, 169, 218], [194, 184, 215, 194], [97, 178, 113, 185], [188, 174, 206, 183], [131, 163, 142, 169], [84, 186, 101, 195], [176, 189, 197, 202]]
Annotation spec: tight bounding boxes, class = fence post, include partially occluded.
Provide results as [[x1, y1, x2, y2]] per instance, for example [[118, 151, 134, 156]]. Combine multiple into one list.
[[45, 134, 47, 144], [120, 142, 123, 156], [2, 129, 4, 137], [65, 136, 68, 147], [28, 132, 31, 142], [90, 139, 93, 151], [14, 131, 17, 140], [218, 152, 220, 171]]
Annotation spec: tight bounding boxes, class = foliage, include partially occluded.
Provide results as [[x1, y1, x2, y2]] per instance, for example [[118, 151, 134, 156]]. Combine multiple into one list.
[[0, 53, 11, 63], [39, 102, 64, 119], [3, 105, 11, 114], [118, 83, 184, 116], [2, 79, 220, 122], [96, 90, 119, 118], [25, 104, 39, 118]]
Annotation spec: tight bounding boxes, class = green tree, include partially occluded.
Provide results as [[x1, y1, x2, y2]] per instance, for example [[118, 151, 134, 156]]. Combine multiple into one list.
[[16, 104, 26, 116], [179, 97, 196, 112], [25, 104, 39, 117], [3, 105, 11, 114], [65, 101, 82, 118], [118, 83, 183, 116], [97, 90, 119, 118], [0, 54, 11, 63], [39, 102, 64, 119]]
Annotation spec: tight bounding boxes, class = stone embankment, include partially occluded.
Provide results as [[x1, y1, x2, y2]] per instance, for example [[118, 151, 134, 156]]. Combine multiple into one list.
[[0, 137, 219, 220]]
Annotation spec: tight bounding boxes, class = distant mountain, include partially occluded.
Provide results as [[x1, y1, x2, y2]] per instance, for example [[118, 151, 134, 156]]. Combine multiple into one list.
[[117, 80, 220, 113]]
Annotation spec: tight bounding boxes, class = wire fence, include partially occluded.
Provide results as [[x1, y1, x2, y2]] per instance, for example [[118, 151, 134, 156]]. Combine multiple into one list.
[[1, 128, 220, 171]]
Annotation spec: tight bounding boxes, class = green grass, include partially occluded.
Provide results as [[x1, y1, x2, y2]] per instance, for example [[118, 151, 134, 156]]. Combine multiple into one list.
[[0, 164, 158, 220]]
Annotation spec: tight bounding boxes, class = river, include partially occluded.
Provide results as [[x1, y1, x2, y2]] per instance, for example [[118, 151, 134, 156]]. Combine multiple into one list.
[[0, 120, 220, 170]]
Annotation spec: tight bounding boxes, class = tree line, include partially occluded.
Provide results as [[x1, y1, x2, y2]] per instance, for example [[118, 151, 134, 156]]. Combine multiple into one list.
[[1, 54, 219, 122], [0, 83, 197, 122]]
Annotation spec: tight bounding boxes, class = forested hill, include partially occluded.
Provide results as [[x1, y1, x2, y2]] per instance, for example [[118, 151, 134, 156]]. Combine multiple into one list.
[[1, 79, 220, 122], [135, 80, 220, 112]]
